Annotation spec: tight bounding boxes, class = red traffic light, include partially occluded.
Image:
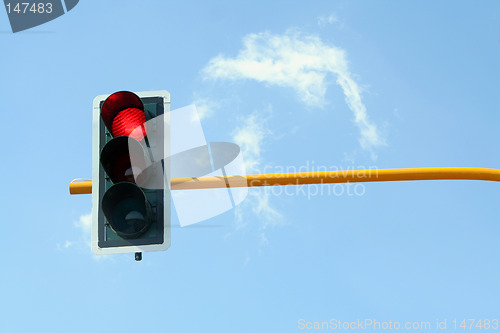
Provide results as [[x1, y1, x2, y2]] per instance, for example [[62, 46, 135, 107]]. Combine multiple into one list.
[[101, 91, 147, 140]]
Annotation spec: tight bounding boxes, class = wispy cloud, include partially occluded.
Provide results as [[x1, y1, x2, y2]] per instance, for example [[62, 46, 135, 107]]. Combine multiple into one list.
[[59, 213, 96, 256], [202, 30, 385, 156], [232, 110, 270, 173], [75, 213, 92, 235], [317, 13, 339, 26], [69, 212, 110, 260], [191, 94, 218, 120], [57, 240, 73, 250], [232, 108, 284, 236]]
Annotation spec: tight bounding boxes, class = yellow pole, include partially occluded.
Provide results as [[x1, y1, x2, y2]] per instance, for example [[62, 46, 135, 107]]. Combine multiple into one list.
[[69, 167, 500, 195]]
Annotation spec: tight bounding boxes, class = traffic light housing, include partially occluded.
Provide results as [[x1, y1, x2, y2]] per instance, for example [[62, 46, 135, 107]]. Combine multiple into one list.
[[91, 90, 170, 256]]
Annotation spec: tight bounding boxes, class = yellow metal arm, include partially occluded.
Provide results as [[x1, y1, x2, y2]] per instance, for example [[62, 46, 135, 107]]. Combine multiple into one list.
[[69, 181, 94, 194], [69, 167, 500, 195]]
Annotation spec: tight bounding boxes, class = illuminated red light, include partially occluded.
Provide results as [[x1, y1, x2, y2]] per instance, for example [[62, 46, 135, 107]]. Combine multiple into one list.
[[112, 107, 146, 140], [101, 91, 147, 140]]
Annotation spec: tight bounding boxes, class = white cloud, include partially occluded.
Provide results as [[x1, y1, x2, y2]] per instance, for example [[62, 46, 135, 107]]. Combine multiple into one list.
[[69, 212, 110, 260], [232, 110, 270, 173], [202, 30, 385, 156], [57, 212, 94, 254], [231, 108, 284, 236], [57, 240, 73, 250], [75, 213, 92, 235], [251, 189, 283, 229], [318, 13, 339, 26], [192, 95, 217, 120]]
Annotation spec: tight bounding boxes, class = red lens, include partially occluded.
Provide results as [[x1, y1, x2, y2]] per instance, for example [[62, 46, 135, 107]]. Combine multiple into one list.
[[111, 107, 147, 140], [101, 91, 147, 140]]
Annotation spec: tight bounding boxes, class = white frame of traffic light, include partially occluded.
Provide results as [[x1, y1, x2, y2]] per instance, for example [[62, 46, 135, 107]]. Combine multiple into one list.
[[91, 90, 171, 255]]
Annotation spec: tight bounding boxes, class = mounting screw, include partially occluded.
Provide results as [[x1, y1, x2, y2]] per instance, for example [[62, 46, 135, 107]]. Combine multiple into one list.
[[135, 252, 142, 261]]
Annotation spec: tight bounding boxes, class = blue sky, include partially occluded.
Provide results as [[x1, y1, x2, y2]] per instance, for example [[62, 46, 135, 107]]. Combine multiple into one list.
[[1, 1, 500, 332]]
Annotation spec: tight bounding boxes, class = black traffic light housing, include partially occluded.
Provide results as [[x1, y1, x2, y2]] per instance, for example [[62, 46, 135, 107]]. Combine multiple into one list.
[[91, 90, 170, 257]]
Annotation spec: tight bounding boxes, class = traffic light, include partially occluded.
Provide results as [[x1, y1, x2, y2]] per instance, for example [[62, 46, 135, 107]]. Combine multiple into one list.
[[91, 90, 170, 259]]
